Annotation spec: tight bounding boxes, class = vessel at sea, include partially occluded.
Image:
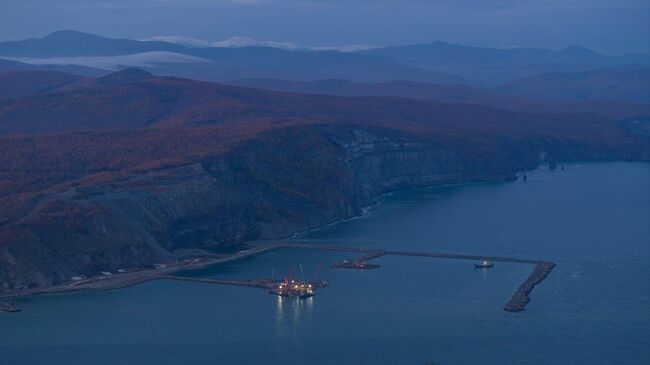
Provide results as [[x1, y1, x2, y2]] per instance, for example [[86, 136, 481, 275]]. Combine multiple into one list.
[[474, 260, 494, 269]]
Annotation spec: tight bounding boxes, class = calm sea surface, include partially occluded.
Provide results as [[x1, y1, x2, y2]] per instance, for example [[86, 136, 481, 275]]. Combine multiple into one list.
[[1, 162, 648, 364]]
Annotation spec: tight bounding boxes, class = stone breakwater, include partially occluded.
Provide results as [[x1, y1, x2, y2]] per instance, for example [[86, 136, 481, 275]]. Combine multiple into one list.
[[503, 261, 556, 312]]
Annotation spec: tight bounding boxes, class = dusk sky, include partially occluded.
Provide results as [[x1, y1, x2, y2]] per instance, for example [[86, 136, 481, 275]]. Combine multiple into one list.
[[2, 0, 648, 55]]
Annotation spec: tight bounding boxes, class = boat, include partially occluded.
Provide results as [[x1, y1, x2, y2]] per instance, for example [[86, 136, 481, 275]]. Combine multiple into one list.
[[475, 260, 494, 268]]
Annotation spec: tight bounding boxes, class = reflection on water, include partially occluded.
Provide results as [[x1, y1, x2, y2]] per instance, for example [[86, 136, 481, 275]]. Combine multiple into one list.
[[275, 296, 314, 324], [275, 295, 314, 337]]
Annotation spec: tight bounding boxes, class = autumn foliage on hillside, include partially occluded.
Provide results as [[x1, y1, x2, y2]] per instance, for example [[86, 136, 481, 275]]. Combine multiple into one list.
[[0, 69, 645, 203]]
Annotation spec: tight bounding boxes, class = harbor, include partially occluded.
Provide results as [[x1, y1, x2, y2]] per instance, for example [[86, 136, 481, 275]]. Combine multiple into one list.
[[0, 240, 555, 313], [274, 242, 555, 312]]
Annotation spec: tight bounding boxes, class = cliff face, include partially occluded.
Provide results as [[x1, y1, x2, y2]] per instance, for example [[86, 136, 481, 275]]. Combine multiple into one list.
[[0, 125, 499, 292], [2, 121, 641, 293]]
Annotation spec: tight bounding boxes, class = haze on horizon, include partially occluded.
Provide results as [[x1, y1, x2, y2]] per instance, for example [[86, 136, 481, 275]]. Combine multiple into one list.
[[1, 0, 648, 55]]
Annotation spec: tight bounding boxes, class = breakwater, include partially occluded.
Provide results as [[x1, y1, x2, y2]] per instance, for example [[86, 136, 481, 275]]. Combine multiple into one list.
[[503, 261, 556, 312], [266, 242, 556, 312]]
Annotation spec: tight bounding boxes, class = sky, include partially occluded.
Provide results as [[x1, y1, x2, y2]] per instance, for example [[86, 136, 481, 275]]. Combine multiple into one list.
[[1, 0, 648, 55]]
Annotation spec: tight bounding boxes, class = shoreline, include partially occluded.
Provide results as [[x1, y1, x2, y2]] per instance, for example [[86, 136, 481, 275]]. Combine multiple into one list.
[[1, 241, 555, 313], [287, 179, 507, 240], [1, 164, 573, 311], [0, 244, 281, 302], [285, 160, 580, 241]]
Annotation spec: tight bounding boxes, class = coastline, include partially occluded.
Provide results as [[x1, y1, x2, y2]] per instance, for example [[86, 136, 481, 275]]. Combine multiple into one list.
[[1, 240, 557, 313], [0, 178, 506, 303], [0, 163, 570, 309], [287, 179, 490, 240], [0, 244, 282, 302]]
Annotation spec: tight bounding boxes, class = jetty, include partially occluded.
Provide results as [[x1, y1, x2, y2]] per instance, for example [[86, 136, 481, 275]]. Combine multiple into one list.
[[160, 276, 327, 289], [160, 276, 276, 289], [161, 276, 329, 298]]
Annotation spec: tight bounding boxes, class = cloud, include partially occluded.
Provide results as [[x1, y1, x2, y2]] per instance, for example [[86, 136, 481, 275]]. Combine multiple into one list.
[[213, 36, 303, 50], [5, 52, 211, 70], [144, 36, 214, 48], [143, 35, 381, 52]]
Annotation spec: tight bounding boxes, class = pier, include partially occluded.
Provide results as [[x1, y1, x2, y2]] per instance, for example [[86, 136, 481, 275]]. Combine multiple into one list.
[[160, 276, 276, 289], [160, 275, 328, 290], [160, 276, 329, 298]]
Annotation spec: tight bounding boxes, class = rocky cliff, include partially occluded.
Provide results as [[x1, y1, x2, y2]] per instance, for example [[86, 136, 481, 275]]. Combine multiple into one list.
[[0, 70, 647, 294], [0, 122, 641, 293]]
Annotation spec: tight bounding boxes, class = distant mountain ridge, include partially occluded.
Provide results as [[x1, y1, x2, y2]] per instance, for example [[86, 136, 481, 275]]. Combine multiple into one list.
[[0, 31, 464, 84], [1, 69, 647, 121], [363, 41, 642, 68], [0, 69, 533, 135], [230, 76, 650, 120], [0, 30, 188, 57], [0, 57, 107, 77], [496, 69, 650, 105], [1, 31, 647, 86], [362, 41, 648, 85]]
